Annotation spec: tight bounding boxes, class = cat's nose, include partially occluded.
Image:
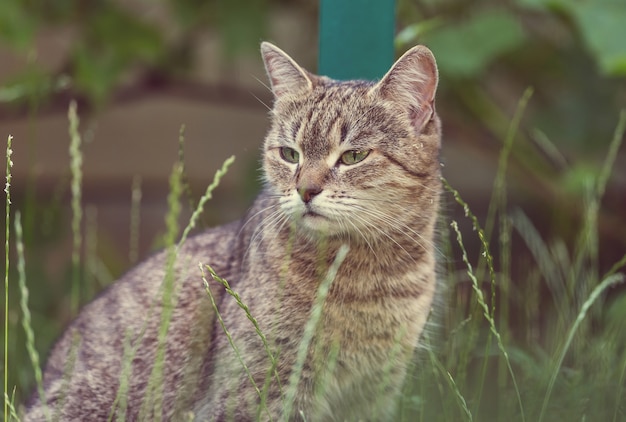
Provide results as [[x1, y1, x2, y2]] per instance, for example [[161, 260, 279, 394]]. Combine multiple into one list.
[[298, 186, 322, 203]]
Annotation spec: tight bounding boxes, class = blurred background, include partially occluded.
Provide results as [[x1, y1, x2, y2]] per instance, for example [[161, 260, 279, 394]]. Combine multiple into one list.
[[1, 0, 625, 419]]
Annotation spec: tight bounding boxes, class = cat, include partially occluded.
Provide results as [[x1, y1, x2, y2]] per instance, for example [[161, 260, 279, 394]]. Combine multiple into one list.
[[25, 41, 441, 421]]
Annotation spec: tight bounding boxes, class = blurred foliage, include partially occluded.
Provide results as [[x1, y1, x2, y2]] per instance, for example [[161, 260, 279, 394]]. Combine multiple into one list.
[[0, 0, 269, 106], [519, 0, 626, 75], [397, 0, 626, 151], [396, 1, 626, 270]]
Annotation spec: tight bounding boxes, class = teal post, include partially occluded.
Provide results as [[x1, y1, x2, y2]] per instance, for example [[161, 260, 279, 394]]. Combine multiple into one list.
[[319, 0, 395, 80]]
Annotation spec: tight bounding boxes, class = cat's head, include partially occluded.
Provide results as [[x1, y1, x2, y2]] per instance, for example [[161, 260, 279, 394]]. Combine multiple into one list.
[[260, 42, 441, 241]]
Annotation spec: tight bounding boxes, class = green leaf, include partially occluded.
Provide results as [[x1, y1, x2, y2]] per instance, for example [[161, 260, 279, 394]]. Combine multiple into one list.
[[423, 10, 526, 79], [71, 3, 165, 104], [72, 46, 120, 105], [88, 5, 163, 64], [0, 0, 36, 49], [569, 0, 626, 76], [517, 0, 626, 76], [216, 0, 267, 58]]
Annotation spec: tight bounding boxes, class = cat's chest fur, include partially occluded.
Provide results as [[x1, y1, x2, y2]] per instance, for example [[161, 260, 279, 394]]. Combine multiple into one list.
[[196, 191, 438, 421]]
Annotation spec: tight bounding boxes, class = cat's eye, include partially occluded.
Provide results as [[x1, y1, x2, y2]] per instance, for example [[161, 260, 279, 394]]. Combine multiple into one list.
[[279, 147, 300, 164], [340, 149, 370, 165]]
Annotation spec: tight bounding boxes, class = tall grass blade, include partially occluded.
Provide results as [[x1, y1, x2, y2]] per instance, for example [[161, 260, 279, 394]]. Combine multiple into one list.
[[595, 109, 625, 201], [54, 333, 81, 422], [108, 331, 134, 422], [450, 221, 525, 422], [113, 152, 233, 420], [199, 264, 272, 420], [139, 163, 183, 421], [84, 206, 98, 301], [177, 125, 200, 219], [538, 273, 625, 422], [204, 263, 283, 397], [571, 109, 626, 281], [425, 338, 473, 422], [604, 253, 626, 280], [4, 134, 13, 422], [177, 155, 235, 249], [484, 87, 533, 245], [68, 101, 83, 315], [129, 175, 142, 264], [511, 210, 567, 320], [4, 389, 19, 422], [283, 244, 349, 420], [442, 177, 498, 393], [15, 212, 51, 421]]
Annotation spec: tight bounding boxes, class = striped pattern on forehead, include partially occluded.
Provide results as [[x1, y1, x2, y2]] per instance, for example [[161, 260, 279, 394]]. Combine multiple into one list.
[[274, 79, 407, 160]]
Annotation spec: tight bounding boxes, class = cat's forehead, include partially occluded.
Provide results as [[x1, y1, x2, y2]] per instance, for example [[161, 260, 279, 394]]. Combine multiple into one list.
[[307, 80, 374, 113], [272, 79, 398, 158]]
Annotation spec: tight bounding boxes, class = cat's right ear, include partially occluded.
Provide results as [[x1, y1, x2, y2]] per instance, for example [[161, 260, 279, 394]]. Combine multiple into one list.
[[261, 42, 313, 99], [372, 45, 438, 133]]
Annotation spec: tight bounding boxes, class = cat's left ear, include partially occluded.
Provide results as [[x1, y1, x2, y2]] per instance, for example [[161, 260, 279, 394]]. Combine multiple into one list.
[[372, 45, 438, 133], [261, 42, 313, 99]]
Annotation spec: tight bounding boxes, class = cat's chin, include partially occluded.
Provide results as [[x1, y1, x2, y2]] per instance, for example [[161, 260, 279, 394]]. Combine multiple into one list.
[[294, 213, 341, 238]]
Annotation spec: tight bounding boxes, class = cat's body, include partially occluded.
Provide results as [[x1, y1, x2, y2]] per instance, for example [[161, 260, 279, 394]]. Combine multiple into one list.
[[26, 42, 441, 421]]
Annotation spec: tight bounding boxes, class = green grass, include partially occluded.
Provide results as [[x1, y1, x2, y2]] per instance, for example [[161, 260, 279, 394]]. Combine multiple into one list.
[[4, 134, 13, 422], [2, 102, 626, 421]]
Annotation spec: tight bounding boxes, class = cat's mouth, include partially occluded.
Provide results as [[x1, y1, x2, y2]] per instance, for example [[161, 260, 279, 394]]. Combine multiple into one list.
[[298, 208, 333, 233], [303, 210, 323, 218]]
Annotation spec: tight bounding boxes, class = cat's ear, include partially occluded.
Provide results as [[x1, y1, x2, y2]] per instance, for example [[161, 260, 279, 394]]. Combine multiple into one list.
[[373, 45, 438, 132], [261, 42, 313, 99]]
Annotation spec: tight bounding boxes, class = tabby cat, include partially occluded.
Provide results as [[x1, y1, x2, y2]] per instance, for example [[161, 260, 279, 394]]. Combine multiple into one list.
[[25, 41, 441, 421]]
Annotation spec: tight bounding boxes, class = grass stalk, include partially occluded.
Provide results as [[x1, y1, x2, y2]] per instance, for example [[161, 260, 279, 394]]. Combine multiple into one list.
[[571, 109, 626, 280], [538, 273, 625, 422], [283, 244, 349, 420], [139, 163, 183, 421], [483, 87, 533, 248], [68, 101, 83, 315], [204, 263, 283, 395], [84, 206, 98, 301], [4, 134, 13, 422], [199, 264, 271, 420], [177, 155, 235, 249], [129, 175, 142, 265], [476, 89, 532, 408], [139, 145, 235, 419], [54, 333, 80, 422], [4, 390, 19, 422], [604, 253, 626, 280], [16, 211, 51, 421], [442, 177, 498, 394], [108, 331, 134, 422], [450, 220, 525, 422], [177, 125, 200, 221], [425, 333, 473, 422]]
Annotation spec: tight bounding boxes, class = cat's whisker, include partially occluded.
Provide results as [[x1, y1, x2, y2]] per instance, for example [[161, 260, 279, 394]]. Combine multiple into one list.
[[253, 74, 273, 93], [347, 212, 417, 263], [239, 203, 283, 237], [245, 208, 286, 260], [337, 200, 437, 254], [336, 195, 437, 238], [351, 204, 440, 255], [250, 91, 272, 111], [342, 216, 377, 257]]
